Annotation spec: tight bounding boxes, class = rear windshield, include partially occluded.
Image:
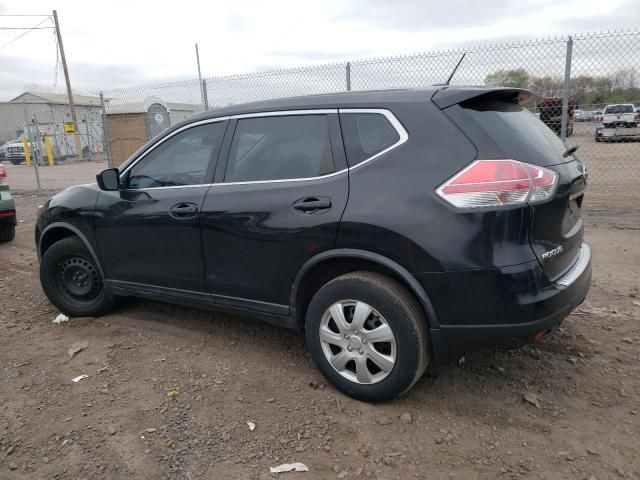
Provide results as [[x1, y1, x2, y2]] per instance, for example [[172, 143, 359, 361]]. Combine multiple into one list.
[[604, 105, 634, 114], [460, 100, 567, 165]]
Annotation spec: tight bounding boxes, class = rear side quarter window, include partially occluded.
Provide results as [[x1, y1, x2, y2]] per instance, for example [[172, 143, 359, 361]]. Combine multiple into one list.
[[340, 112, 401, 167]]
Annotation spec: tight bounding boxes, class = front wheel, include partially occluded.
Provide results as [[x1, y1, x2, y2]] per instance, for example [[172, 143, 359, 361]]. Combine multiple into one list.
[[305, 271, 429, 402], [40, 236, 116, 316]]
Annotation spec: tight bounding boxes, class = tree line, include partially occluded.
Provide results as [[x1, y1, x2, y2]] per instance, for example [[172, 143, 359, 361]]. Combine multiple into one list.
[[484, 67, 639, 108]]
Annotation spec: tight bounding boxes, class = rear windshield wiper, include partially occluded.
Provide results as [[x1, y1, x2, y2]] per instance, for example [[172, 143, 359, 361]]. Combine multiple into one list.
[[563, 145, 579, 158]]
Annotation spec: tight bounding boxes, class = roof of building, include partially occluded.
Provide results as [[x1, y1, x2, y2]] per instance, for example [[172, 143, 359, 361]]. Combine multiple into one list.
[[105, 97, 202, 114], [10, 91, 102, 106]]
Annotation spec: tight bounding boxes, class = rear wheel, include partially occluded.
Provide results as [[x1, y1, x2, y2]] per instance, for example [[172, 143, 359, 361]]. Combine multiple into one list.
[[40, 236, 115, 316], [0, 225, 15, 242], [305, 271, 429, 402]]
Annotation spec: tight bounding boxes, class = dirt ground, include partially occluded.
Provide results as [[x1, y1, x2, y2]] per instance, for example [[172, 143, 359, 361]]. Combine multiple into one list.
[[1, 191, 639, 480]]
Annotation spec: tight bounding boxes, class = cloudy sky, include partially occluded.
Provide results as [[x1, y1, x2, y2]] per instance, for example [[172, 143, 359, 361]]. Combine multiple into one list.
[[0, 0, 638, 99]]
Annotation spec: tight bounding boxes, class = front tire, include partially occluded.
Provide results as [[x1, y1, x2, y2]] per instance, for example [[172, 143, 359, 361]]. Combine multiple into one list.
[[40, 236, 115, 317], [305, 271, 429, 402]]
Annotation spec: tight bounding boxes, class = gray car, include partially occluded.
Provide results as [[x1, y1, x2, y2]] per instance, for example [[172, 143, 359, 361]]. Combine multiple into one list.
[[0, 164, 16, 242]]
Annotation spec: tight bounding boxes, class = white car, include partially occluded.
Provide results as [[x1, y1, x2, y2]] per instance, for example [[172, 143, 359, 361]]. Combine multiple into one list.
[[0, 140, 27, 165], [602, 104, 637, 127], [596, 104, 639, 142]]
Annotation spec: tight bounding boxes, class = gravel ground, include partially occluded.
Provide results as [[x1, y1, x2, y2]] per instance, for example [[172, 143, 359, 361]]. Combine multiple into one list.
[[1, 191, 639, 480]]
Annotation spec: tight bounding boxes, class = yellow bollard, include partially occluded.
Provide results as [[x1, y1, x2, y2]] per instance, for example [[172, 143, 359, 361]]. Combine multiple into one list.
[[44, 136, 55, 166], [23, 137, 31, 165]]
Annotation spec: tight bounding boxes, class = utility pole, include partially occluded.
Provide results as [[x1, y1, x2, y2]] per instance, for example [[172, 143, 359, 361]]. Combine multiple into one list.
[[195, 43, 207, 110], [22, 102, 41, 190], [560, 36, 573, 143], [53, 9, 84, 160]]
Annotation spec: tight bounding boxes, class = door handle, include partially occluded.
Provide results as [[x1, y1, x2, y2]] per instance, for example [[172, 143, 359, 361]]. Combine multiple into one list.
[[170, 203, 198, 219], [293, 197, 332, 212]]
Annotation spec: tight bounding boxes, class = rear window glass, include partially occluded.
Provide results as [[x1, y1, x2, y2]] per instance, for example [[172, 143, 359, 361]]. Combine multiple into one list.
[[340, 113, 400, 166], [604, 105, 634, 114], [461, 100, 567, 165]]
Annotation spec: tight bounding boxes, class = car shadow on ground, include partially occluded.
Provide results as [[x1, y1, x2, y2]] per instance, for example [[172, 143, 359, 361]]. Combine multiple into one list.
[[104, 296, 589, 407]]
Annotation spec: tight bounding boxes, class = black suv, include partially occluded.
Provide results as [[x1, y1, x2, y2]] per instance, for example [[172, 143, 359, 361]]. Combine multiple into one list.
[[35, 87, 591, 401]]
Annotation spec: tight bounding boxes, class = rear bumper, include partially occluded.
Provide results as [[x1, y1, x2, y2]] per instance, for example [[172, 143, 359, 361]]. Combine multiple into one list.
[[596, 126, 639, 138], [416, 243, 592, 355]]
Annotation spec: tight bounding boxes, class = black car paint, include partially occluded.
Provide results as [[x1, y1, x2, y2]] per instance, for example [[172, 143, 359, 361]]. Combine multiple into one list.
[[443, 102, 588, 280], [94, 186, 211, 292], [35, 87, 591, 362], [199, 114, 349, 309]]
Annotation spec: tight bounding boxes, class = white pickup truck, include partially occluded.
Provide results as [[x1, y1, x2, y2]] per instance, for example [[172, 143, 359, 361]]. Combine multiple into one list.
[[596, 103, 639, 142], [0, 140, 28, 165]]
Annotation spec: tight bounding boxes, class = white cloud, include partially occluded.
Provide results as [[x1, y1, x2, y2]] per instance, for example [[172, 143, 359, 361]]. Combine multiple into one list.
[[0, 0, 637, 98]]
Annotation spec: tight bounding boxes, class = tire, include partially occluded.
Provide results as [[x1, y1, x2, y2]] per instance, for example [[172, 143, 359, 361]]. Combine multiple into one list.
[[595, 136, 601, 142], [0, 225, 15, 242], [305, 271, 429, 402], [40, 236, 115, 317]]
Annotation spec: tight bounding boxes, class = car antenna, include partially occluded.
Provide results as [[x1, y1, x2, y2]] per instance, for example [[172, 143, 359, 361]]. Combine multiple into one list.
[[445, 53, 466, 85]]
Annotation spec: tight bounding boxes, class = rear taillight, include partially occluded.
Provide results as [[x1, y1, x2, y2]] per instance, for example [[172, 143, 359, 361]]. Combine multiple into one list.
[[524, 163, 558, 202], [0, 165, 7, 185], [436, 160, 558, 209]]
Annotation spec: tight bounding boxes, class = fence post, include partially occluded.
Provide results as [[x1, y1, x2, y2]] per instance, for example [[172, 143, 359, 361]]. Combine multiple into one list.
[[202, 79, 209, 110], [22, 101, 41, 191], [99, 92, 113, 168], [560, 36, 573, 143], [346, 62, 351, 91]]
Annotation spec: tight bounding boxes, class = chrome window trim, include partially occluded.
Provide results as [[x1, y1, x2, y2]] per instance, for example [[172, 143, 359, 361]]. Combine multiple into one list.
[[119, 108, 408, 189], [132, 184, 213, 191], [337, 108, 409, 173], [230, 109, 337, 119], [217, 169, 346, 187], [120, 116, 230, 178]]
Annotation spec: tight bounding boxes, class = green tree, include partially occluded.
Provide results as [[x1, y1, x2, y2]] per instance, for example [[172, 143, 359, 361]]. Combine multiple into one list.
[[529, 75, 563, 97], [484, 68, 530, 89]]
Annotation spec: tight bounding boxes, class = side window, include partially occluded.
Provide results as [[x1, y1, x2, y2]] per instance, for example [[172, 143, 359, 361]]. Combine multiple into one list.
[[128, 122, 225, 189], [224, 115, 334, 182], [340, 113, 400, 166]]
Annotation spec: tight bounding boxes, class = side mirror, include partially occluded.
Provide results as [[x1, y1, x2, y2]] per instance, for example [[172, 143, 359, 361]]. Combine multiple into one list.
[[96, 168, 120, 191]]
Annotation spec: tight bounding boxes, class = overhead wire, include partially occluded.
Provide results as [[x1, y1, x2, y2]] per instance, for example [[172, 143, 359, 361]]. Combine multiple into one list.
[[0, 17, 52, 50], [0, 26, 53, 30]]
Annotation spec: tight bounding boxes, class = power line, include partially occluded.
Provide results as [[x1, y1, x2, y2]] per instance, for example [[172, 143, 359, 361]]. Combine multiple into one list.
[[0, 26, 54, 30], [0, 17, 51, 50], [0, 14, 50, 17]]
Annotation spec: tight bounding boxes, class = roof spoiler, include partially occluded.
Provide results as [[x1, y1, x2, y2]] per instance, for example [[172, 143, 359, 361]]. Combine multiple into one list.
[[432, 87, 532, 109]]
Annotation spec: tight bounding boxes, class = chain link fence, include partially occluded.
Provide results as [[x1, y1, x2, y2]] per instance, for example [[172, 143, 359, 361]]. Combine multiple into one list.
[[1, 29, 638, 224]]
